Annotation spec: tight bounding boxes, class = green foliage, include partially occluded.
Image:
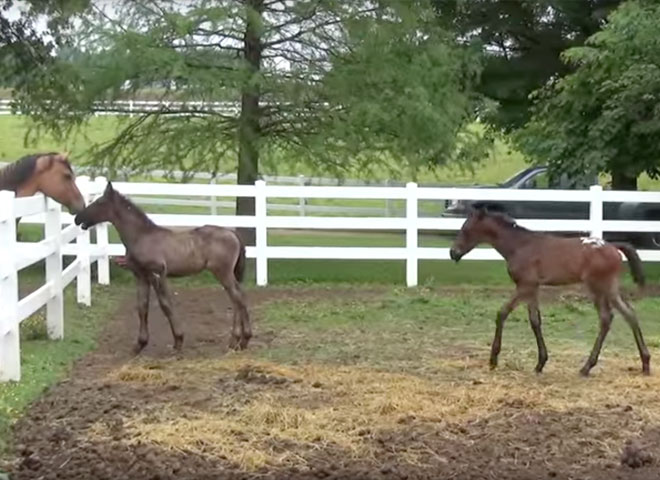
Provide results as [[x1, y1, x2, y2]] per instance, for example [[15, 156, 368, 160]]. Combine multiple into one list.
[[0, 0, 89, 90], [433, 0, 623, 131], [517, 1, 660, 185], [0, 2, 49, 88], [19, 312, 48, 341], [14, 0, 486, 182]]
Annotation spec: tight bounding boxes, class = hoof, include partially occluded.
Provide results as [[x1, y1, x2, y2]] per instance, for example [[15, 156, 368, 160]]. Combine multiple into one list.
[[489, 359, 498, 370], [228, 336, 241, 351], [133, 341, 147, 354], [238, 334, 252, 350], [642, 366, 651, 376], [173, 335, 184, 351], [534, 365, 544, 374], [579, 367, 590, 377]]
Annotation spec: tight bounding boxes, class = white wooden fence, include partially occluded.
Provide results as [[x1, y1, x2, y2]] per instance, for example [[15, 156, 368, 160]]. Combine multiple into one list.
[[0, 177, 106, 381], [18, 178, 660, 287]]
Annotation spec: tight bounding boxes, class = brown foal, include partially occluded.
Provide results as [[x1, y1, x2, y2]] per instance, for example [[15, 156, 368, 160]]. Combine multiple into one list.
[[449, 205, 650, 376], [75, 182, 251, 352]]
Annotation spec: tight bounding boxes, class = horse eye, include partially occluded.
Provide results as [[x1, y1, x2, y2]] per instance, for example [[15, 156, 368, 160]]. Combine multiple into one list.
[[63, 173, 72, 180]]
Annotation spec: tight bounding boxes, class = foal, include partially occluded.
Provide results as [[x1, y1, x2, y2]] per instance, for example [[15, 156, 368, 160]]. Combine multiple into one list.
[[75, 181, 251, 352], [449, 205, 650, 376]]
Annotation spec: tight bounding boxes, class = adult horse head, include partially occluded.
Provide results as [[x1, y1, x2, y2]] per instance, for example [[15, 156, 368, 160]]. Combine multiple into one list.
[[0, 152, 85, 214]]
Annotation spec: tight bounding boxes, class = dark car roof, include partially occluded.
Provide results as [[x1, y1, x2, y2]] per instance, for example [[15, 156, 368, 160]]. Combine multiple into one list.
[[499, 166, 546, 187]]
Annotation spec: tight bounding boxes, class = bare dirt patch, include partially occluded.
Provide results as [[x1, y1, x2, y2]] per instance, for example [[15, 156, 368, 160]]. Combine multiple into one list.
[[4, 285, 660, 479]]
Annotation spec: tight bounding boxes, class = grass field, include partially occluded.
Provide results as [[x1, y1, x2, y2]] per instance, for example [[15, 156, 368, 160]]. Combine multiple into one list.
[[0, 115, 527, 185], [4, 114, 660, 190]]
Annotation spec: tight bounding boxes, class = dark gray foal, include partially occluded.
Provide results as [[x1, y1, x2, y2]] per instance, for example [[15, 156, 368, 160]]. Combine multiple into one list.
[[75, 181, 250, 352]]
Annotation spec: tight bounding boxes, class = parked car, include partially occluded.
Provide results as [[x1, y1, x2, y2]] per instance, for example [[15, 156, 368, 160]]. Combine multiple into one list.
[[442, 166, 660, 248]]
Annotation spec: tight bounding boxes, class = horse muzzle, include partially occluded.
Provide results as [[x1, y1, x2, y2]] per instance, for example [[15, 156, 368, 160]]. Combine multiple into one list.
[[74, 214, 89, 230], [449, 248, 463, 262], [68, 195, 87, 215]]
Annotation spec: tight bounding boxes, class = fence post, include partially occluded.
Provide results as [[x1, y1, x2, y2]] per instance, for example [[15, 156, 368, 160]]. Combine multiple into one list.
[[210, 177, 218, 216], [406, 182, 418, 287], [94, 177, 110, 285], [385, 180, 392, 217], [0, 191, 20, 381], [76, 176, 91, 306], [589, 185, 603, 239], [45, 197, 64, 340], [298, 175, 306, 216], [255, 180, 268, 286]]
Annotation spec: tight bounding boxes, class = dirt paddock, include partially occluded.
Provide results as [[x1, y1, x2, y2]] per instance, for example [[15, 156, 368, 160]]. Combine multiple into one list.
[[4, 285, 660, 480]]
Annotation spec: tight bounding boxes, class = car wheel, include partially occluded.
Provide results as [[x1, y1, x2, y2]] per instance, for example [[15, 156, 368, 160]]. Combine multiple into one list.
[[650, 233, 660, 249], [638, 232, 660, 249]]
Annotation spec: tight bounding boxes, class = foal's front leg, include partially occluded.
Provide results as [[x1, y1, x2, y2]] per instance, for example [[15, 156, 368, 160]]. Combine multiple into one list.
[[490, 291, 523, 369], [134, 274, 151, 353], [152, 274, 184, 350]]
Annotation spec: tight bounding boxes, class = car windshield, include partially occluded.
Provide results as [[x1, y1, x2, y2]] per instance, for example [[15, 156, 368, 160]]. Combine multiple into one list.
[[498, 168, 538, 187]]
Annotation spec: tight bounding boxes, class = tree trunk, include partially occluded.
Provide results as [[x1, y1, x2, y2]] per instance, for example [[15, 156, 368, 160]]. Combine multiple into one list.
[[611, 170, 638, 191], [236, 0, 263, 246]]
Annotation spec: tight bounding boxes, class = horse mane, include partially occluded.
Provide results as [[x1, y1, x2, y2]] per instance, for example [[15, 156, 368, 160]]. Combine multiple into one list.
[[472, 202, 532, 233], [112, 188, 158, 228], [0, 153, 70, 191], [489, 211, 531, 232]]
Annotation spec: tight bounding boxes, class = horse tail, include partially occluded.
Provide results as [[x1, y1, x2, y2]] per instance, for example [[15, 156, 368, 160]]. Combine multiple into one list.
[[613, 242, 645, 288], [233, 231, 247, 283]]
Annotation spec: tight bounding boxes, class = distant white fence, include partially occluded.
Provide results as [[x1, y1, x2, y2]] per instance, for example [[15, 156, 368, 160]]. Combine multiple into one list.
[[0, 98, 239, 117], [110, 170, 422, 217], [0, 160, 449, 217], [0, 177, 108, 381], [17, 178, 660, 289]]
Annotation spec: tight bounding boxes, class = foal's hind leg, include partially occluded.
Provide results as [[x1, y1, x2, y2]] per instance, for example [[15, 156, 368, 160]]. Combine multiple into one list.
[[580, 295, 613, 377], [212, 269, 251, 350], [151, 274, 184, 350], [612, 294, 651, 375], [134, 274, 151, 353]]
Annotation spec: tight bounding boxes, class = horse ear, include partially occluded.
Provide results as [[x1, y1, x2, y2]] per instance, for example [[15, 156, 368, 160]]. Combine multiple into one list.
[[104, 181, 115, 195], [60, 151, 70, 161], [469, 202, 486, 218]]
